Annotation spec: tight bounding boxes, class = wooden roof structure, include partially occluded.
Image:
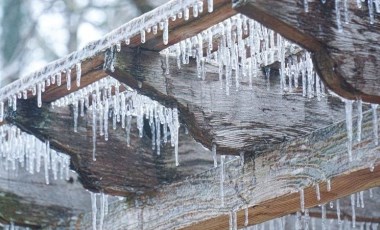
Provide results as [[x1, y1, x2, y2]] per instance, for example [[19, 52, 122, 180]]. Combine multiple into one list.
[[0, 0, 380, 229]]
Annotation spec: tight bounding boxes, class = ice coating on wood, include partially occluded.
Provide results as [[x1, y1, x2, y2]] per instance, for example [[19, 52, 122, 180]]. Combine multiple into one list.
[[0, 125, 70, 184], [52, 77, 180, 165], [0, 0, 215, 108]]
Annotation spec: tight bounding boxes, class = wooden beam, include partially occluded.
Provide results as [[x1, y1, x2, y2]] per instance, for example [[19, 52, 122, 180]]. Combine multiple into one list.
[[24, 0, 235, 103], [107, 47, 347, 155], [9, 99, 215, 196], [137, 0, 236, 51], [0, 165, 91, 228], [233, 0, 380, 104], [70, 104, 380, 229]]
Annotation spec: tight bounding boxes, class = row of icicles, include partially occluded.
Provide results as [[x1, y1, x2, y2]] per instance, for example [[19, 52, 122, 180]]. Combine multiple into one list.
[[0, 125, 71, 185], [0, 0, 216, 122], [304, 0, 380, 28], [162, 14, 325, 98]]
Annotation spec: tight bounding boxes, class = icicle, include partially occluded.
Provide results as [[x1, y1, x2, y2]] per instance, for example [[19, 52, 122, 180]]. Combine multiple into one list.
[[163, 18, 169, 45], [376, 0, 380, 13], [141, 30, 146, 43], [12, 95, 16, 111], [37, 83, 42, 108], [207, 0, 213, 13], [125, 115, 132, 146], [184, 7, 190, 20], [212, 144, 217, 168], [91, 193, 97, 230], [44, 141, 50, 185], [73, 100, 79, 133], [300, 188, 305, 213], [220, 155, 225, 207], [193, 3, 199, 17], [336, 0, 343, 32], [230, 210, 237, 230], [321, 204, 326, 230], [92, 94, 97, 161], [165, 48, 170, 75], [76, 62, 81, 87], [360, 191, 365, 208], [156, 115, 161, 155], [351, 194, 356, 228], [344, 0, 349, 23], [295, 211, 302, 230], [104, 99, 109, 141], [0, 101, 4, 122], [357, 0, 362, 8], [304, 209, 310, 230], [99, 193, 105, 230], [66, 69, 71, 90], [327, 179, 331, 192], [345, 100, 353, 161], [304, 0, 309, 12], [57, 72, 62, 86], [369, 188, 373, 198], [315, 183, 321, 201], [330, 201, 334, 208], [244, 207, 249, 226], [371, 104, 378, 145], [369, 0, 375, 24], [357, 100, 363, 142], [337, 199, 341, 224]]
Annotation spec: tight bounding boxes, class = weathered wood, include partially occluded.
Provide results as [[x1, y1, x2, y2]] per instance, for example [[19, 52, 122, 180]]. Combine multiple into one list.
[[36, 0, 235, 103], [137, 0, 236, 51], [234, 0, 380, 103], [42, 54, 107, 103], [71, 105, 380, 229], [0, 163, 91, 228], [107, 47, 347, 155], [8, 99, 214, 196]]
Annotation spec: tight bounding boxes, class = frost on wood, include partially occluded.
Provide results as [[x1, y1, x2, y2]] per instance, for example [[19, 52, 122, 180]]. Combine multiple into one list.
[[52, 77, 180, 165], [0, 125, 70, 184]]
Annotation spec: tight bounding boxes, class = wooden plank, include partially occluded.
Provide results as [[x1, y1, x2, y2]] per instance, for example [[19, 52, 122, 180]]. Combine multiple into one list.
[[9, 99, 215, 196], [138, 0, 236, 51], [71, 105, 380, 229], [0, 161, 91, 228], [35, 0, 235, 103], [233, 0, 380, 104], [107, 47, 347, 155]]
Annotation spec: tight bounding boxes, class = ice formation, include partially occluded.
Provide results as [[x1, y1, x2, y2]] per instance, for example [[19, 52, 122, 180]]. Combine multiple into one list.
[[52, 77, 179, 165], [304, 0, 380, 29], [162, 14, 325, 98], [0, 0, 215, 118], [0, 125, 70, 184], [89, 192, 110, 230]]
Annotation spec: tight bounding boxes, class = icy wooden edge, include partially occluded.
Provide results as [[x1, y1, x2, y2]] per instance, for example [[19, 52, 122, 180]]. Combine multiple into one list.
[[0, 0, 217, 105]]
